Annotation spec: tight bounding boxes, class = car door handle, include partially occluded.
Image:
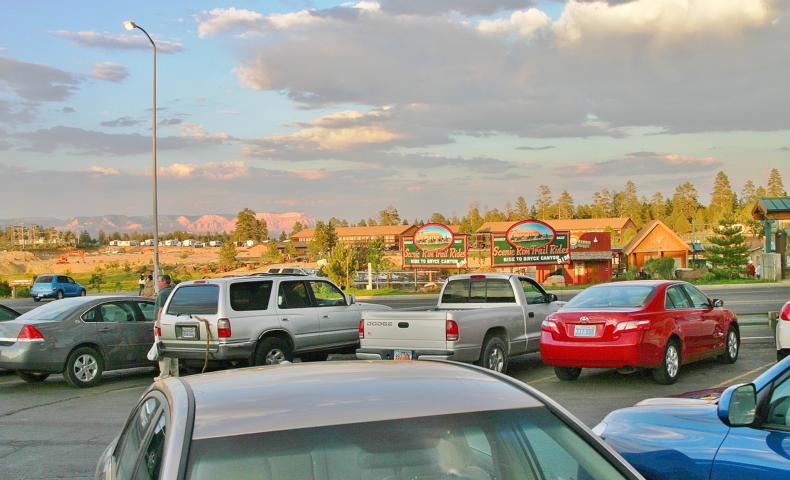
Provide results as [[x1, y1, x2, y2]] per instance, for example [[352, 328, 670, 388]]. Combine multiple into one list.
[[98, 327, 111, 332], [528, 312, 535, 318], [281, 318, 289, 322], [322, 315, 329, 319]]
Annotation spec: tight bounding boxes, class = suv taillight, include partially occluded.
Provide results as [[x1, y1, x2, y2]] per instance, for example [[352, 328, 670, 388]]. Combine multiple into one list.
[[359, 319, 365, 339], [446, 320, 459, 342], [18, 324, 44, 342], [153, 325, 162, 337], [217, 318, 231, 338], [781, 302, 790, 321]]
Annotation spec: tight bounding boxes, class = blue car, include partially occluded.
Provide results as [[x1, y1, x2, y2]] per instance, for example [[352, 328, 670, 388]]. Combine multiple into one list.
[[31, 274, 86, 301], [594, 356, 790, 479]]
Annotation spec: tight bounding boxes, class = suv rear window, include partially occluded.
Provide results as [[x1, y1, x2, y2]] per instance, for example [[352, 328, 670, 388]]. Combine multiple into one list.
[[167, 285, 219, 315], [35, 276, 53, 283], [441, 278, 516, 304], [230, 281, 273, 311]]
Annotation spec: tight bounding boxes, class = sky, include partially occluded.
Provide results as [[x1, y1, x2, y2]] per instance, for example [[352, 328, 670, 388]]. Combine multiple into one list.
[[1, 0, 788, 221]]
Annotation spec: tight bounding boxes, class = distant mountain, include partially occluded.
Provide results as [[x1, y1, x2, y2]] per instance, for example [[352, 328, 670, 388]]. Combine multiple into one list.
[[0, 212, 314, 237]]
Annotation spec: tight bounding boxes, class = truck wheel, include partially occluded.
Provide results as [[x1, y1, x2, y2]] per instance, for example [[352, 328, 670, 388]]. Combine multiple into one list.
[[554, 367, 582, 381], [477, 336, 508, 373], [253, 337, 293, 366], [718, 326, 739, 364], [64, 347, 104, 388], [653, 338, 681, 385], [17, 371, 50, 383]]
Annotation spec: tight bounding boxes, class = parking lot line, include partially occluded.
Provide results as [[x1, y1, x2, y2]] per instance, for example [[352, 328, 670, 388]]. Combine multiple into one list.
[[0, 377, 20, 385], [527, 375, 557, 385], [712, 362, 774, 389]]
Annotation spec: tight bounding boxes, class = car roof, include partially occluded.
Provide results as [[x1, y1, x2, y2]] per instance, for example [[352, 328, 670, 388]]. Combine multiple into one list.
[[177, 361, 542, 440]]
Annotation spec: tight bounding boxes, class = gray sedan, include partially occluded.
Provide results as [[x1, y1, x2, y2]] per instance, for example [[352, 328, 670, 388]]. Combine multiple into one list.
[[0, 296, 156, 387], [96, 360, 643, 480]]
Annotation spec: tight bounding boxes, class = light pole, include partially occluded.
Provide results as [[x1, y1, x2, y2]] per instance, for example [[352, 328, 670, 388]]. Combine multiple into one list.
[[124, 20, 160, 294]]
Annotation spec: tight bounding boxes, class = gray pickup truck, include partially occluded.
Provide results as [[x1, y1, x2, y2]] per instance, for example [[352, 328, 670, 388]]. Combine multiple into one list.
[[356, 273, 563, 373]]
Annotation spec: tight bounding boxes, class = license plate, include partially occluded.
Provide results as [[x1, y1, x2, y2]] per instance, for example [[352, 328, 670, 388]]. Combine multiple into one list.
[[179, 326, 197, 340], [393, 349, 413, 361], [574, 325, 596, 337]]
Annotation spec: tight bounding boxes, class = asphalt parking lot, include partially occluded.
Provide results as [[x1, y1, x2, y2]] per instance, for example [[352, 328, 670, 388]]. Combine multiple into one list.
[[0, 323, 777, 480]]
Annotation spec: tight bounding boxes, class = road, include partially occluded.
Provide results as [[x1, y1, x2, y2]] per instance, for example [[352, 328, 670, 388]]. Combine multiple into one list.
[[365, 283, 789, 315], [0, 337, 777, 479]]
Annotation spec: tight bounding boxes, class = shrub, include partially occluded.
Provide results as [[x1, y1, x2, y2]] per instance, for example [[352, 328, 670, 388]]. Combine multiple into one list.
[[0, 281, 11, 297], [643, 257, 676, 280]]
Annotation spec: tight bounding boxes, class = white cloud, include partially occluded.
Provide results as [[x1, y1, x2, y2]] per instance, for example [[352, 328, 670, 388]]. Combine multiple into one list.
[[178, 123, 232, 141], [554, 0, 773, 43], [478, 8, 551, 37], [196, 7, 265, 38], [159, 163, 196, 178], [354, 2, 381, 12], [288, 169, 328, 180], [88, 165, 120, 175], [92, 61, 128, 82], [52, 30, 184, 53], [203, 161, 249, 180]]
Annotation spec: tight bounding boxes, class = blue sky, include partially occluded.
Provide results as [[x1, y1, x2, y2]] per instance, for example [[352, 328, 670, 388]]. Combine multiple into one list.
[[1, 0, 788, 220]]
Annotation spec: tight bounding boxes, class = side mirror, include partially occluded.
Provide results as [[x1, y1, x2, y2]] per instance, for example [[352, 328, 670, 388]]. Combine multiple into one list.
[[547, 293, 558, 303], [717, 383, 757, 427], [347, 294, 356, 305], [712, 299, 724, 308]]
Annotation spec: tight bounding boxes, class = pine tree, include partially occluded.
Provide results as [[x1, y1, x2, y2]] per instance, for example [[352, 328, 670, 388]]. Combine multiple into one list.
[[326, 243, 358, 289], [616, 181, 642, 225], [535, 185, 553, 220], [555, 191, 574, 220], [650, 192, 667, 221], [290, 221, 305, 236], [741, 180, 757, 205], [514, 196, 530, 220], [263, 241, 283, 264], [767, 168, 786, 196], [429, 212, 448, 224], [671, 182, 700, 223], [378, 206, 401, 226], [219, 241, 238, 268], [234, 208, 267, 242], [308, 221, 338, 260], [709, 170, 736, 223], [591, 189, 613, 218], [705, 218, 749, 279]]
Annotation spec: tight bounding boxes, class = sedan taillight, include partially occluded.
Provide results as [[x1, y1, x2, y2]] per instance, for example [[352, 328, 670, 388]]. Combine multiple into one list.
[[18, 324, 44, 342], [613, 320, 651, 333], [780, 302, 790, 321]]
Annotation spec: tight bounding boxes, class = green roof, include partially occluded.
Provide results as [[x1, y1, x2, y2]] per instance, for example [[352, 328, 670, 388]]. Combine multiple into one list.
[[757, 197, 790, 212]]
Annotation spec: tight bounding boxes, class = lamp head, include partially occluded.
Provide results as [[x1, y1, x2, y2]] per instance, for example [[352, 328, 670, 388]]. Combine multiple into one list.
[[123, 20, 136, 31]]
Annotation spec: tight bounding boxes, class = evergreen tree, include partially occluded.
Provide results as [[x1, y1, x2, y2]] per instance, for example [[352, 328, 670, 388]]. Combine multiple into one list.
[[308, 221, 338, 260], [616, 181, 642, 225], [514, 196, 530, 219], [671, 182, 700, 223], [555, 191, 574, 220], [326, 243, 359, 289], [219, 241, 238, 268], [741, 180, 757, 205], [278, 231, 287, 241], [290, 221, 305, 236], [234, 208, 267, 242], [705, 218, 749, 279], [429, 212, 448, 224], [709, 170, 736, 222], [357, 219, 367, 227], [535, 185, 553, 220], [378, 206, 401, 226], [574, 204, 593, 219], [591, 189, 614, 218], [366, 238, 388, 272], [767, 168, 786, 196], [650, 192, 667, 221], [263, 241, 283, 264]]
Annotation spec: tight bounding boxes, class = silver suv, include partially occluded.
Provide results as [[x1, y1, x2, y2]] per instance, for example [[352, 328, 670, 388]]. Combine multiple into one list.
[[158, 275, 390, 366]]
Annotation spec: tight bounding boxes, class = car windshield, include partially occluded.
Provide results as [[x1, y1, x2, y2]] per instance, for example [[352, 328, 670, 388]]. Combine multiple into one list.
[[186, 408, 629, 480], [35, 276, 53, 283], [16, 299, 82, 321], [564, 285, 655, 308]]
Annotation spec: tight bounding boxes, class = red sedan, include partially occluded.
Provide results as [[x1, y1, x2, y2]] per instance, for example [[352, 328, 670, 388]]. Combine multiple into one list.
[[540, 280, 739, 384]]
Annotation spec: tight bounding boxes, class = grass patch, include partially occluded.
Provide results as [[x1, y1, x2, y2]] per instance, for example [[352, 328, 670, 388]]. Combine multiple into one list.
[[689, 278, 775, 286]]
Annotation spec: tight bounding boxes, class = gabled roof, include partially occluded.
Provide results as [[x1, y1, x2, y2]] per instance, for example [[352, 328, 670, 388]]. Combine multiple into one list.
[[623, 220, 692, 255], [753, 197, 790, 220], [477, 218, 635, 233]]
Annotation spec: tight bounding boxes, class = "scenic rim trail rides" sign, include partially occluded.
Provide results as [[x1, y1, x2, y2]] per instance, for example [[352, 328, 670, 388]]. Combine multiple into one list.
[[402, 223, 468, 269], [491, 220, 570, 267]]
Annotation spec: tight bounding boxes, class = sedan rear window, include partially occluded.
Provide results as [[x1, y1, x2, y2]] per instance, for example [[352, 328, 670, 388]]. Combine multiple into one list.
[[35, 276, 53, 283], [565, 285, 655, 308], [185, 408, 628, 480], [167, 285, 219, 315], [16, 299, 81, 321]]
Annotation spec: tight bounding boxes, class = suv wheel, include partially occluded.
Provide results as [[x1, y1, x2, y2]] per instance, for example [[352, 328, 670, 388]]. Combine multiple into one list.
[[476, 336, 508, 373], [253, 337, 293, 366], [17, 371, 50, 383], [653, 338, 681, 385], [64, 347, 104, 388]]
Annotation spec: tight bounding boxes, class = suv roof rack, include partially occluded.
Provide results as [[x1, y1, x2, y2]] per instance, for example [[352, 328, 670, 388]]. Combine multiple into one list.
[[251, 272, 310, 277]]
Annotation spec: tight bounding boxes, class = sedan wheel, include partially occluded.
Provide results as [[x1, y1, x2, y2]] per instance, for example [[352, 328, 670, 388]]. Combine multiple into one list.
[[64, 347, 104, 388], [55, 290, 64, 300], [718, 327, 739, 364], [653, 340, 680, 385]]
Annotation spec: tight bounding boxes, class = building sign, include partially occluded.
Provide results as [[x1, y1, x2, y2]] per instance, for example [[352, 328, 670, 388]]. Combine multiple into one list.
[[570, 232, 611, 252], [402, 224, 468, 269], [491, 220, 570, 266]]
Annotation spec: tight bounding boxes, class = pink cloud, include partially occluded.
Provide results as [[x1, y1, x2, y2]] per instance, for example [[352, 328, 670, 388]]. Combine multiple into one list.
[[289, 169, 327, 180]]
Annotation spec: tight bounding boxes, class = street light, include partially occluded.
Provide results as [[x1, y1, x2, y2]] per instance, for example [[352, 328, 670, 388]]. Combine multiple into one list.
[[124, 19, 160, 294]]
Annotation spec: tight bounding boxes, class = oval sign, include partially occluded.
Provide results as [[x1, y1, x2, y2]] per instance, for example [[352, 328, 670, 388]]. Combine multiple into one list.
[[505, 220, 556, 249], [413, 223, 455, 253]]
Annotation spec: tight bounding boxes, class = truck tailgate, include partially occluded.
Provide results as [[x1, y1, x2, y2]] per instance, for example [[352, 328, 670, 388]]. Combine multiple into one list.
[[361, 311, 448, 350]]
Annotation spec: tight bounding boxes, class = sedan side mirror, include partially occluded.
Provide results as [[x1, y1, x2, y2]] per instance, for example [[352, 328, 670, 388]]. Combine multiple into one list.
[[347, 294, 356, 305], [712, 299, 724, 308], [717, 383, 757, 427], [547, 293, 558, 303]]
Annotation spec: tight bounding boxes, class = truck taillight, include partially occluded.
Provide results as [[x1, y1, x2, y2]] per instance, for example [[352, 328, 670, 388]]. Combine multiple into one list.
[[781, 302, 790, 321], [446, 320, 459, 342], [217, 318, 231, 338], [359, 319, 365, 339], [18, 324, 44, 342]]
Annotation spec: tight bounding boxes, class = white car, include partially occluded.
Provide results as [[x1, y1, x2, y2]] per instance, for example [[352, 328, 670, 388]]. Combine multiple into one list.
[[777, 301, 790, 361]]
